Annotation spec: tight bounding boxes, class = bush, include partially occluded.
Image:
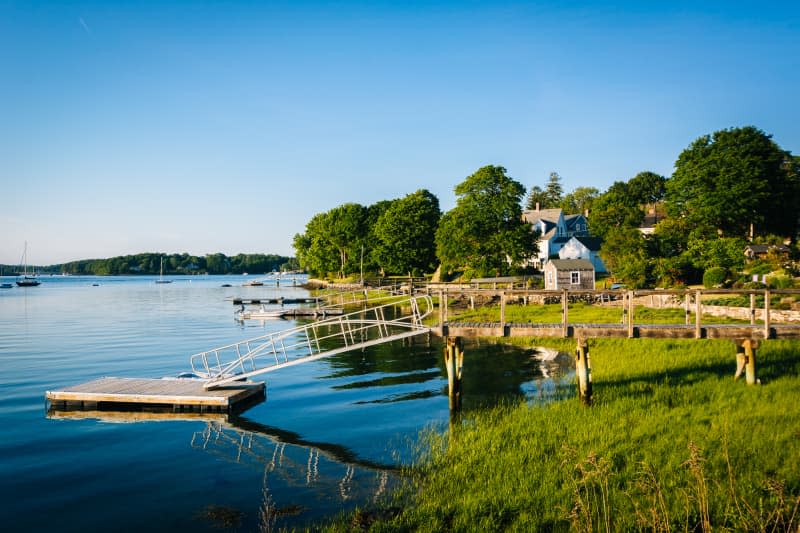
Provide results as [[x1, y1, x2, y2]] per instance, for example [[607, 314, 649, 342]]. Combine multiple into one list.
[[703, 266, 727, 288], [767, 274, 794, 289]]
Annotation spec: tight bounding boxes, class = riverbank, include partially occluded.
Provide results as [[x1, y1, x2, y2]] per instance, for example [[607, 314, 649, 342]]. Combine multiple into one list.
[[322, 337, 800, 531]]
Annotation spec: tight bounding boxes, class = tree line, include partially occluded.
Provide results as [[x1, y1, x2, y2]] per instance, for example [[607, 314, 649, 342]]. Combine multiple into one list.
[[294, 126, 799, 287], [6, 252, 299, 276]]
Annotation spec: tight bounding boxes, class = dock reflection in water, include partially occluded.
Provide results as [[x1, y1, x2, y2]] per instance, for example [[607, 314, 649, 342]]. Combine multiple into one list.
[[46, 406, 398, 531]]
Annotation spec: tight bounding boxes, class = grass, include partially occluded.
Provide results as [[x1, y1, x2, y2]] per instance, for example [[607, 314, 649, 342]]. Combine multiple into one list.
[[320, 337, 800, 532]]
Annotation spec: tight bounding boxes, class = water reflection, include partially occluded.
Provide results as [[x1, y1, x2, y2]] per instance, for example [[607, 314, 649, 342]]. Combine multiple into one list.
[[45, 407, 398, 531]]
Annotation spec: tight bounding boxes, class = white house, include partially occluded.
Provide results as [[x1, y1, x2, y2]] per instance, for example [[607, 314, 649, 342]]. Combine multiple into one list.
[[522, 206, 590, 269], [558, 236, 606, 273]]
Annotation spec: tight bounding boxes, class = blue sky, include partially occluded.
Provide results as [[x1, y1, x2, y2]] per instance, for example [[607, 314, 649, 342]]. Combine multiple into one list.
[[1, 1, 798, 265]]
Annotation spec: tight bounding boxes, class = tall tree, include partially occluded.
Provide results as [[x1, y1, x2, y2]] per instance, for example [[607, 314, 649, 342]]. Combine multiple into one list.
[[666, 126, 799, 238], [373, 190, 441, 276], [545, 172, 564, 208], [627, 171, 666, 206], [587, 181, 644, 239], [435, 165, 537, 278], [525, 185, 548, 210]]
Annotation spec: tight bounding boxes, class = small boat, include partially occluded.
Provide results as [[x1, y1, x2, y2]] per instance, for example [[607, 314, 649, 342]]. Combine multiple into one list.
[[235, 305, 286, 320], [155, 257, 172, 284], [242, 280, 264, 287], [16, 242, 41, 287], [1, 283, 12, 289]]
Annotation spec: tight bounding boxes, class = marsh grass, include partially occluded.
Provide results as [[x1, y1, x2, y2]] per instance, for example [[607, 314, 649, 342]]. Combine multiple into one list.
[[323, 338, 800, 532]]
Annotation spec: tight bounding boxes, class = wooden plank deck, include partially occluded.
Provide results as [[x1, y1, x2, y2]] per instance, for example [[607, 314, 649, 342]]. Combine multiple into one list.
[[46, 377, 265, 411], [441, 322, 800, 340]]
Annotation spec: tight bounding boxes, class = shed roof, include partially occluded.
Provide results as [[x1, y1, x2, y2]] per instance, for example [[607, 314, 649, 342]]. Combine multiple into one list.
[[547, 259, 595, 271]]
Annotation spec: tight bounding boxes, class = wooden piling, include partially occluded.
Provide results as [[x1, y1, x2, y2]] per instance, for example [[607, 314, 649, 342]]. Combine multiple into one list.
[[734, 339, 760, 385], [575, 338, 592, 404], [695, 290, 702, 339], [500, 292, 506, 332], [444, 336, 464, 411], [734, 343, 745, 380], [627, 290, 635, 338], [744, 339, 758, 385]]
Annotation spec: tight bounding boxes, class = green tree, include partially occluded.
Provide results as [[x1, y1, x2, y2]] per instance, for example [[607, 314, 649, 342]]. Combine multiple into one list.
[[293, 203, 369, 278], [667, 126, 799, 238], [525, 185, 548, 210], [435, 165, 537, 278], [293, 212, 339, 278], [560, 186, 599, 214], [373, 190, 441, 276], [599, 227, 650, 288], [545, 172, 564, 207], [588, 181, 644, 239], [627, 171, 666, 206]]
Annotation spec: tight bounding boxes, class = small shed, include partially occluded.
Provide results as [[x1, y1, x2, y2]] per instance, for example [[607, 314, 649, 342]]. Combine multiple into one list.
[[543, 259, 595, 290]]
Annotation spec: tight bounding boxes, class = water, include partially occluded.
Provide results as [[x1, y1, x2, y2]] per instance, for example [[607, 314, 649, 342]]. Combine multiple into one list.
[[0, 275, 573, 531]]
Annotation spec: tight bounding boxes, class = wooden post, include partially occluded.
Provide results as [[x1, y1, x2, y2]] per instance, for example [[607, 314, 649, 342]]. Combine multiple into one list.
[[734, 342, 745, 380], [500, 292, 506, 331], [575, 338, 592, 404], [685, 292, 691, 325], [621, 292, 628, 325], [764, 289, 771, 339], [627, 290, 635, 338], [438, 290, 444, 330], [562, 289, 569, 338], [469, 295, 474, 310], [695, 290, 702, 339], [743, 339, 758, 385], [444, 337, 464, 411], [750, 293, 756, 325]]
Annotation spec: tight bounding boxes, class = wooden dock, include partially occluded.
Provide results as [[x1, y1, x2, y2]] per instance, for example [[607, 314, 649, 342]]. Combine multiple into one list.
[[232, 297, 320, 305], [46, 377, 265, 412]]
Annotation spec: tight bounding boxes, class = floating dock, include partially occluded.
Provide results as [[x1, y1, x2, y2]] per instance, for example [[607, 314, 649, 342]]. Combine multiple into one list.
[[46, 377, 265, 412], [232, 297, 320, 305]]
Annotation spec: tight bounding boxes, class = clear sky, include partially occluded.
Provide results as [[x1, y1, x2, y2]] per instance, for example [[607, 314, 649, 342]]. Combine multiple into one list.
[[1, 1, 798, 265]]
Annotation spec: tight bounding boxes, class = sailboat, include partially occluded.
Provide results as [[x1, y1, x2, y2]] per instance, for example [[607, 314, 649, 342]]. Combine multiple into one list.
[[16, 242, 41, 287], [155, 256, 172, 284]]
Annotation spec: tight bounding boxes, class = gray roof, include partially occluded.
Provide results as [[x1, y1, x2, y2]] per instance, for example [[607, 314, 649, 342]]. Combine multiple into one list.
[[573, 236, 603, 251], [547, 259, 595, 271], [522, 208, 562, 225]]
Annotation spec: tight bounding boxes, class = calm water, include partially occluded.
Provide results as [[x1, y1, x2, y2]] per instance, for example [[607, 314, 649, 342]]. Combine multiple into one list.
[[0, 275, 572, 531]]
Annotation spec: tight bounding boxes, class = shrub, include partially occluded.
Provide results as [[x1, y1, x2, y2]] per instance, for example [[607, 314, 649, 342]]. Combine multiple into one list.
[[703, 266, 727, 288], [766, 274, 794, 289]]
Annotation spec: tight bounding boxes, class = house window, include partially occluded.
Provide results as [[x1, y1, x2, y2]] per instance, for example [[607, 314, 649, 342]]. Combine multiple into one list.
[[570, 271, 580, 284]]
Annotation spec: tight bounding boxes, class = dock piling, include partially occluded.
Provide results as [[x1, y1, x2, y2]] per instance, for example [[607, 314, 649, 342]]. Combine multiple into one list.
[[445, 336, 463, 411], [575, 338, 592, 405]]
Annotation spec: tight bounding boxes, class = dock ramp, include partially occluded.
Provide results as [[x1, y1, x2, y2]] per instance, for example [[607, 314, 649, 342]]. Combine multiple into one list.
[[190, 295, 434, 389]]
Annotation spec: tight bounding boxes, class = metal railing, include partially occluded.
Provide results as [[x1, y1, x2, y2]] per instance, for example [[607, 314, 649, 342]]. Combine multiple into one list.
[[190, 295, 434, 389]]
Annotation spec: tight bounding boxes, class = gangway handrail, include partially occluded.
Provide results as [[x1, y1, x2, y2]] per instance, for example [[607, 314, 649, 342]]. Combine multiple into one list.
[[190, 295, 434, 389], [314, 284, 425, 310]]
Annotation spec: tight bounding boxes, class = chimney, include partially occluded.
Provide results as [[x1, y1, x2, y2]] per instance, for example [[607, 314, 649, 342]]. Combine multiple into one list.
[[584, 208, 590, 217]]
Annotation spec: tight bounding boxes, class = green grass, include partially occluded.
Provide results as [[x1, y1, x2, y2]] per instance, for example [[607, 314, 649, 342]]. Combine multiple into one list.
[[448, 301, 748, 325], [321, 338, 800, 532]]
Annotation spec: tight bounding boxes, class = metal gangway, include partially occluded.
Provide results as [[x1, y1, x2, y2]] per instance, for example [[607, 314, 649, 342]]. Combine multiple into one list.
[[190, 295, 434, 389]]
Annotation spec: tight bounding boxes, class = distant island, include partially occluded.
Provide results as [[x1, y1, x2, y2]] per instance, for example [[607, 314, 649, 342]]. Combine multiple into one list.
[[0, 252, 299, 276]]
